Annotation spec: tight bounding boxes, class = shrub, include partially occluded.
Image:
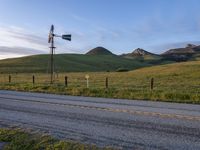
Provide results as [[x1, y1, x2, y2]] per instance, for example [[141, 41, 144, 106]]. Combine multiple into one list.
[[116, 68, 129, 72]]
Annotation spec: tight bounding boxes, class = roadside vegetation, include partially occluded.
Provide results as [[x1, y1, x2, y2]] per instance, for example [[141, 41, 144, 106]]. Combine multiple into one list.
[[0, 60, 200, 104], [0, 128, 114, 150]]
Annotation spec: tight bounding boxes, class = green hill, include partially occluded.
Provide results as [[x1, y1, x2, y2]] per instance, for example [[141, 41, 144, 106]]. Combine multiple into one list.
[[0, 53, 156, 73], [161, 44, 200, 61], [85, 47, 114, 55], [4, 44, 200, 73], [122, 48, 158, 58], [121, 48, 167, 64]]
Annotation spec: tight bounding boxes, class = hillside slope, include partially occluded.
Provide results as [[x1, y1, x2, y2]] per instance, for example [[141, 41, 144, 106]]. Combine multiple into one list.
[[122, 48, 157, 57], [2, 44, 200, 73], [121, 48, 167, 65], [162, 44, 200, 61], [0, 54, 151, 73]]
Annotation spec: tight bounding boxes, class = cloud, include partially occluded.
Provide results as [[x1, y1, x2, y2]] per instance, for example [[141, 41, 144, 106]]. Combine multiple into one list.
[[11, 33, 47, 47], [0, 46, 46, 60], [0, 25, 50, 59], [0, 25, 47, 50], [0, 46, 45, 55]]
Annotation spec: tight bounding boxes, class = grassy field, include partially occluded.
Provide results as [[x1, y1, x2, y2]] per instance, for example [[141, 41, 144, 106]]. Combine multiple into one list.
[[0, 128, 114, 150], [0, 60, 200, 104]]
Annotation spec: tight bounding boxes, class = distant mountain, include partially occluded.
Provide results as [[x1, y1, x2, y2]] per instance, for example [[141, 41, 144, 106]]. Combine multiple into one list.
[[122, 48, 157, 58], [86, 47, 114, 55], [120, 48, 165, 65], [162, 44, 200, 61]]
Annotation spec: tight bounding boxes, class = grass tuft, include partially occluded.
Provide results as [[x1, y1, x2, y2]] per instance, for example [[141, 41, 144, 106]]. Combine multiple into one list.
[[0, 128, 115, 150]]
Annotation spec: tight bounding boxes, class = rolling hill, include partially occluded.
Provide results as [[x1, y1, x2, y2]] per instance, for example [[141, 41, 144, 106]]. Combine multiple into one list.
[[85, 47, 114, 55], [121, 48, 161, 60], [1, 44, 200, 73], [161, 44, 200, 61], [122, 48, 157, 57], [0, 53, 153, 73], [0, 46, 174, 73], [121, 48, 167, 65], [121, 44, 200, 62]]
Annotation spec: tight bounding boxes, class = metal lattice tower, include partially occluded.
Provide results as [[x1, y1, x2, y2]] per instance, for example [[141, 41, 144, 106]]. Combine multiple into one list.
[[48, 24, 71, 84]]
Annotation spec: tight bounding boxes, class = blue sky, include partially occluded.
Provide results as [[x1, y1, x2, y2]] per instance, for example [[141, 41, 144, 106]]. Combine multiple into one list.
[[0, 0, 200, 59]]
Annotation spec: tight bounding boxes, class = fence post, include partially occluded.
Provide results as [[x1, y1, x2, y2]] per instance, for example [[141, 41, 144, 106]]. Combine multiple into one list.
[[9, 75, 11, 83], [150, 78, 154, 90], [105, 77, 108, 88], [85, 75, 89, 88], [86, 78, 89, 88], [32, 75, 35, 84], [65, 76, 68, 87]]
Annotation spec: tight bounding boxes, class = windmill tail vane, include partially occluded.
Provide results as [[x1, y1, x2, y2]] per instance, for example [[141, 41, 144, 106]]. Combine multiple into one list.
[[48, 24, 71, 84], [62, 34, 71, 41]]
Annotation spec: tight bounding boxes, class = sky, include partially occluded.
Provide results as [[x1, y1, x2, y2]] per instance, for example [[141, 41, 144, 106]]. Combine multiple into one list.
[[0, 0, 200, 59]]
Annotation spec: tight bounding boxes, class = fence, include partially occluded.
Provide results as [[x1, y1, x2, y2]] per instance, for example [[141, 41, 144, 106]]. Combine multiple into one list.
[[0, 73, 155, 90], [1, 72, 200, 94]]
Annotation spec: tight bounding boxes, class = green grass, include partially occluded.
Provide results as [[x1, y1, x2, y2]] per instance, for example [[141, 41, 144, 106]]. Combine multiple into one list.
[[0, 60, 200, 104], [0, 53, 169, 73], [0, 128, 114, 150]]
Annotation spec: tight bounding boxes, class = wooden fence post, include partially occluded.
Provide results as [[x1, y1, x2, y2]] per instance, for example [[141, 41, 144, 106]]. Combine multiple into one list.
[[105, 77, 108, 88], [150, 78, 154, 90], [65, 76, 68, 87], [85, 75, 89, 88], [32, 75, 35, 84], [9, 75, 11, 83]]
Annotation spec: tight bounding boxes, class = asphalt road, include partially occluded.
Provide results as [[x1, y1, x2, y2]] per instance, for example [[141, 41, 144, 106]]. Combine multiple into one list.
[[0, 142, 6, 150], [0, 90, 200, 150]]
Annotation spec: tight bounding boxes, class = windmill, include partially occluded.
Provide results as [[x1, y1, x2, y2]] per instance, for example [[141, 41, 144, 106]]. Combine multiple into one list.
[[48, 25, 71, 84]]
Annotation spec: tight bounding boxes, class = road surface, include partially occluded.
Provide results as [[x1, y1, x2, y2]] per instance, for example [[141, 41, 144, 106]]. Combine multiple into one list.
[[0, 142, 6, 150], [0, 90, 200, 149]]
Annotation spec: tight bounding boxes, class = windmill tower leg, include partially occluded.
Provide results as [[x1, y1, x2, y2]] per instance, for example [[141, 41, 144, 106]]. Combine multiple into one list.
[[50, 37, 54, 84]]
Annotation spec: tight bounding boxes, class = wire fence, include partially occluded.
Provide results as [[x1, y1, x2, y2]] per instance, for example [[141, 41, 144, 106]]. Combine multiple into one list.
[[0, 73, 152, 90], [1, 73, 199, 95]]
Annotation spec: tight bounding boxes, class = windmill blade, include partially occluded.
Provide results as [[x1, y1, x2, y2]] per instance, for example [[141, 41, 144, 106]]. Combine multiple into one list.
[[48, 33, 52, 43], [62, 34, 71, 41], [50, 24, 54, 33], [48, 25, 54, 43]]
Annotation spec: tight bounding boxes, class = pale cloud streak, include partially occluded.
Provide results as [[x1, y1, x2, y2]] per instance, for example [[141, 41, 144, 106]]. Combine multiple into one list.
[[0, 25, 49, 59], [0, 46, 44, 55], [0, 25, 47, 50]]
